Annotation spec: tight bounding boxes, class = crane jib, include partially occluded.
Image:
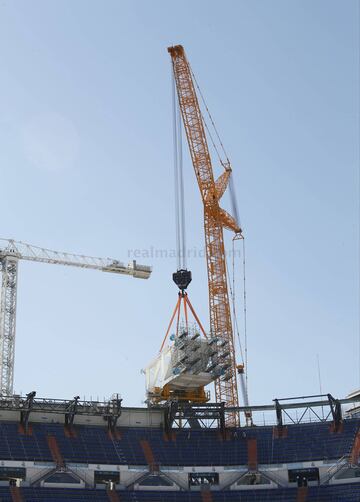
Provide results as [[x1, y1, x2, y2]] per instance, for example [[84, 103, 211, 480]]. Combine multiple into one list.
[[168, 45, 241, 427], [0, 238, 152, 396]]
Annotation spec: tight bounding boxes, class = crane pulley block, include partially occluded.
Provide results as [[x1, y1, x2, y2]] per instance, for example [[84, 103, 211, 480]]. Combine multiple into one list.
[[172, 269, 192, 291]]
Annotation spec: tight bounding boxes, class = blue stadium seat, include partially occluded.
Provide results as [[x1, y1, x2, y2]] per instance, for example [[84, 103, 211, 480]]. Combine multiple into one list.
[[0, 484, 358, 502], [0, 418, 358, 467]]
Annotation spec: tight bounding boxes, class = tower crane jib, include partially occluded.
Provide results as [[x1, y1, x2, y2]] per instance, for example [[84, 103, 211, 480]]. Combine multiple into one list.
[[0, 238, 151, 397]]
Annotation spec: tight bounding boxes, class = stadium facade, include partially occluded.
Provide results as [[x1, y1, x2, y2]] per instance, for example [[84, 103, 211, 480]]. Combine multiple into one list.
[[0, 393, 359, 501]]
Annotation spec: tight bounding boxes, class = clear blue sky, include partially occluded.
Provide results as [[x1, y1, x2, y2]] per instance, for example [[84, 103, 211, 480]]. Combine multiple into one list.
[[0, 0, 358, 407]]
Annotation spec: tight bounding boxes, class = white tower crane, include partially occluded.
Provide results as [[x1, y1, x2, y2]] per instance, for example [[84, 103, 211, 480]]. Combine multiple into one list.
[[0, 238, 152, 396]]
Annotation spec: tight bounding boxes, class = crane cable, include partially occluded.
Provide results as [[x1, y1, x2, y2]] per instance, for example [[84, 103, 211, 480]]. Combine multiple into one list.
[[189, 64, 242, 233], [189, 65, 230, 166], [172, 69, 181, 270], [190, 63, 248, 392], [226, 248, 245, 366], [241, 237, 249, 396], [188, 60, 250, 398], [228, 237, 249, 401], [172, 70, 187, 270]]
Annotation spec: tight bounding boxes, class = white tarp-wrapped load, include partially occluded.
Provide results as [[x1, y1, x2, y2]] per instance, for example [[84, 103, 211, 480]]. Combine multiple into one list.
[[144, 327, 229, 404]]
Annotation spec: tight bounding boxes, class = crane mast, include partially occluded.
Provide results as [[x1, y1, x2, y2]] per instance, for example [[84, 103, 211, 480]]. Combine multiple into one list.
[[0, 256, 18, 399], [0, 238, 152, 396], [168, 45, 242, 426]]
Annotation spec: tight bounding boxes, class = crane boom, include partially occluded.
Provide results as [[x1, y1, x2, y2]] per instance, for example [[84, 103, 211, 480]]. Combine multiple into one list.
[[0, 238, 151, 396], [0, 239, 151, 278], [168, 45, 241, 426]]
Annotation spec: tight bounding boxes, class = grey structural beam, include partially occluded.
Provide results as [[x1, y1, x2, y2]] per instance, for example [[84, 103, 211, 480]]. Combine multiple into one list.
[[20, 391, 36, 433], [65, 396, 80, 427]]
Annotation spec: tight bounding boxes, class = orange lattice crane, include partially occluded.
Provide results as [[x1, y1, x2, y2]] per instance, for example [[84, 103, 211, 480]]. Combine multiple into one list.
[[168, 45, 242, 427]]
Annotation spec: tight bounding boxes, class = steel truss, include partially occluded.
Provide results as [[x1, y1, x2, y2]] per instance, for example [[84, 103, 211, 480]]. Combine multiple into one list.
[[0, 393, 357, 431], [273, 394, 343, 430], [165, 402, 225, 432], [0, 393, 123, 431], [164, 394, 359, 430], [0, 256, 19, 396]]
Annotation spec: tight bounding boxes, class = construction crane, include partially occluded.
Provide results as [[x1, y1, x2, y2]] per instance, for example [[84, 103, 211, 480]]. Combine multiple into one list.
[[0, 238, 152, 397], [168, 45, 242, 427]]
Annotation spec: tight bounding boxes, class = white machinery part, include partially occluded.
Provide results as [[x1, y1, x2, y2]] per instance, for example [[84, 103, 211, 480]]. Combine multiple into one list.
[[144, 327, 231, 402]]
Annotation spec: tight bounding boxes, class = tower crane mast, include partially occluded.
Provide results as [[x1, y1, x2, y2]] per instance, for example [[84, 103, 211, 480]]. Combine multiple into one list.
[[168, 45, 242, 426], [0, 238, 151, 397]]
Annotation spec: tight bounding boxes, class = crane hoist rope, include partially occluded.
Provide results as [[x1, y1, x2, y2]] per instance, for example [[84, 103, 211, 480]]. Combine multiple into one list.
[[172, 70, 187, 271]]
